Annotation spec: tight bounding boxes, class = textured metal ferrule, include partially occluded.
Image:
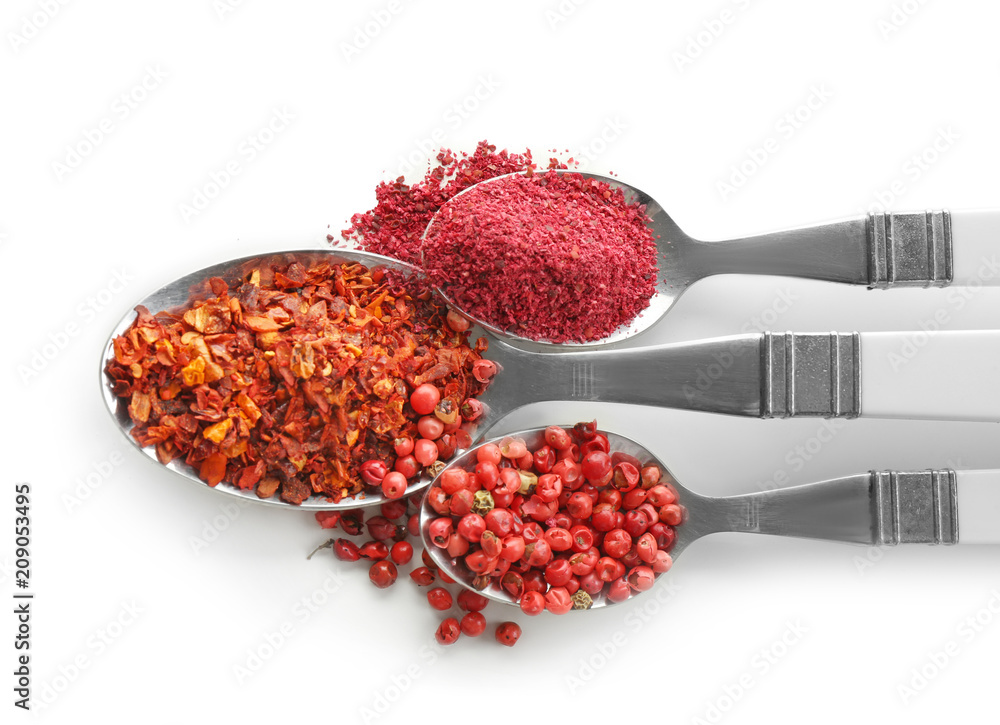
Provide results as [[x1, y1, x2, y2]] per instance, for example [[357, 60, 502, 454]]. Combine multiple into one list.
[[761, 332, 860, 418], [871, 469, 958, 545], [867, 210, 953, 288]]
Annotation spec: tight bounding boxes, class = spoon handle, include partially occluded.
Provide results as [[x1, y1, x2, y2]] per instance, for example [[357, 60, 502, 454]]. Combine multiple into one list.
[[512, 331, 860, 418], [498, 330, 1000, 422], [700, 209, 999, 288], [859, 330, 1000, 421], [687, 469, 960, 547]]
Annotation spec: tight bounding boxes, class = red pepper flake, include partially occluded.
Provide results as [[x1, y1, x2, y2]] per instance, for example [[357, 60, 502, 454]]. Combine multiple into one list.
[[422, 170, 658, 343], [106, 261, 491, 505]]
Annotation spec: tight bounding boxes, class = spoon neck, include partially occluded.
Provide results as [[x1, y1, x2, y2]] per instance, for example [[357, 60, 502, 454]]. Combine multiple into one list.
[[696, 217, 869, 284], [687, 468, 960, 547]]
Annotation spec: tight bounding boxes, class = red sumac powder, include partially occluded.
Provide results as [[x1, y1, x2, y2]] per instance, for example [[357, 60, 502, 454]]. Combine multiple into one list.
[[342, 142, 551, 266], [422, 170, 658, 343]]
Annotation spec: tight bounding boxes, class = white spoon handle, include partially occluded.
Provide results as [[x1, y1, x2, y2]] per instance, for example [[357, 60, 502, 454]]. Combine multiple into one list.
[[957, 470, 1000, 544], [860, 330, 1000, 421], [950, 210, 1000, 286]]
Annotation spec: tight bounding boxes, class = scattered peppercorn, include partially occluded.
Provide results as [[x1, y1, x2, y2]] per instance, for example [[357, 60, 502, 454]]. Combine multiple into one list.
[[495, 622, 522, 647]]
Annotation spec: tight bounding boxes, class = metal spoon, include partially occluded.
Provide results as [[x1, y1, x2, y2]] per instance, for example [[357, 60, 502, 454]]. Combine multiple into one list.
[[422, 170, 1000, 349], [421, 425, 990, 610], [101, 249, 1000, 510]]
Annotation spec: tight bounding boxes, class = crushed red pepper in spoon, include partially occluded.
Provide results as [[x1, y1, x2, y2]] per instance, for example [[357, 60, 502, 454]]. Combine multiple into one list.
[[105, 259, 490, 505]]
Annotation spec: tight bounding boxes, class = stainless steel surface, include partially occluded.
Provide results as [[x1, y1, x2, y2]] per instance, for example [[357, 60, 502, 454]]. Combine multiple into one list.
[[101, 249, 882, 510], [419, 425, 962, 611], [868, 210, 953, 288], [760, 332, 860, 418], [871, 469, 958, 545], [422, 171, 955, 348]]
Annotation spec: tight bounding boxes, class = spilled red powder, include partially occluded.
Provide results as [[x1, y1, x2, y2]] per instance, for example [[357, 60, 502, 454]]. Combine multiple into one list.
[[423, 170, 658, 343], [342, 142, 561, 265], [341, 141, 658, 343]]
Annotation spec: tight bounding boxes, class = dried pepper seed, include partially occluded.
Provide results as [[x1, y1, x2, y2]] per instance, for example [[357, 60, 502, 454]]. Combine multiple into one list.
[[409, 566, 436, 586], [435, 617, 461, 645], [106, 260, 492, 505], [369, 560, 398, 589], [410, 383, 441, 416], [457, 590, 489, 613], [390, 540, 414, 565], [495, 621, 522, 647], [520, 590, 546, 616], [314, 511, 342, 529], [460, 611, 487, 637], [379, 471, 407, 500], [427, 587, 453, 611], [380, 499, 408, 521], [359, 541, 389, 561], [333, 538, 361, 562]]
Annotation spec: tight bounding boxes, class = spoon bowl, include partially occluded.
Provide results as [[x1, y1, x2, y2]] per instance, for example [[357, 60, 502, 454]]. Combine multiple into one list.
[[419, 425, 693, 611], [99, 248, 438, 511], [421, 170, 691, 351]]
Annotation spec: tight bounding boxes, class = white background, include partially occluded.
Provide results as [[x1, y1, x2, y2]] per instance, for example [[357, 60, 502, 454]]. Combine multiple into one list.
[[6, 1, 1000, 723]]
